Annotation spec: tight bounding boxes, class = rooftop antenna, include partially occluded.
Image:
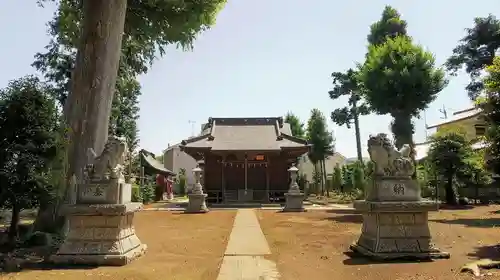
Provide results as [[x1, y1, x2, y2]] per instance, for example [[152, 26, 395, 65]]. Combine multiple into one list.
[[188, 120, 196, 137], [439, 105, 448, 120]]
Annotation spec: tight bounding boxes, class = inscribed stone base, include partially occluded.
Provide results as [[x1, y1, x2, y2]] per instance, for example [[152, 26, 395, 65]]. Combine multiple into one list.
[[283, 193, 305, 212], [350, 200, 450, 260], [186, 193, 209, 213], [51, 203, 146, 266]]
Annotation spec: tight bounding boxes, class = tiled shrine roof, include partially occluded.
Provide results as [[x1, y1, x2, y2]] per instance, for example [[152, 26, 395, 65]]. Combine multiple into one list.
[[180, 117, 309, 152]]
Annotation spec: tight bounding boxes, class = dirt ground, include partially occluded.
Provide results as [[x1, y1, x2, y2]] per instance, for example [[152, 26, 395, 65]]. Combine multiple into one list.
[[258, 205, 500, 280], [2, 210, 236, 280]]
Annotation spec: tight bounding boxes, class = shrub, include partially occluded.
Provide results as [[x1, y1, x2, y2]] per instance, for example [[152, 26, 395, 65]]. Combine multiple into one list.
[[131, 184, 142, 202], [141, 184, 155, 204]]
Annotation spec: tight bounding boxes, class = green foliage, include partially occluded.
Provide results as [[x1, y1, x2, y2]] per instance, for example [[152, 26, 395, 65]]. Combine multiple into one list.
[[306, 109, 334, 163], [360, 34, 447, 148], [341, 165, 353, 191], [141, 184, 155, 204], [34, 0, 228, 153], [332, 165, 343, 190], [427, 130, 479, 204], [131, 184, 142, 202], [284, 112, 306, 138], [481, 56, 500, 175], [108, 77, 141, 152], [416, 163, 434, 198], [352, 163, 366, 191], [177, 168, 187, 196], [328, 69, 370, 161], [446, 14, 500, 100], [367, 5, 408, 46], [311, 169, 322, 194], [329, 69, 370, 128], [0, 76, 60, 240]]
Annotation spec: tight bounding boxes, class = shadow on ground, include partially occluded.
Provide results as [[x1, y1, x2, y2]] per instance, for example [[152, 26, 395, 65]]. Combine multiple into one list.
[[325, 209, 358, 214], [430, 217, 500, 228], [438, 204, 475, 210], [324, 214, 362, 224], [342, 251, 433, 266], [467, 244, 500, 260]]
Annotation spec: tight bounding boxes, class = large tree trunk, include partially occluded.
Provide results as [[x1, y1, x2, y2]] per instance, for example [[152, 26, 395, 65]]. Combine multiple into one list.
[[322, 160, 329, 197], [8, 202, 21, 246], [319, 162, 325, 196], [391, 113, 414, 150], [34, 0, 128, 234], [353, 103, 363, 163], [313, 163, 318, 195], [391, 113, 417, 179]]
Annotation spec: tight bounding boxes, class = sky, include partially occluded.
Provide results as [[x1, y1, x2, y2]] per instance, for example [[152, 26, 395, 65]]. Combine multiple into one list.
[[0, 1, 498, 158]]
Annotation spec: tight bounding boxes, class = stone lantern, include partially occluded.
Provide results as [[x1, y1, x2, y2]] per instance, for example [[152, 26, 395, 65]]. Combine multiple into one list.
[[186, 165, 209, 213], [283, 165, 305, 212]]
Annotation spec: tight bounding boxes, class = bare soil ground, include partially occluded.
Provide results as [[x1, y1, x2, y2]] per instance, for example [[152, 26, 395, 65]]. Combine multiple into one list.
[[258, 205, 500, 280], [2, 210, 236, 280]]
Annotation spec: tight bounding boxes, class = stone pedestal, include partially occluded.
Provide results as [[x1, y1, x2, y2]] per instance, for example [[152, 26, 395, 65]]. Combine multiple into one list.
[[350, 133, 451, 261], [282, 165, 305, 212], [51, 203, 147, 266], [186, 166, 209, 213], [186, 193, 209, 213], [283, 193, 306, 212], [350, 200, 449, 260]]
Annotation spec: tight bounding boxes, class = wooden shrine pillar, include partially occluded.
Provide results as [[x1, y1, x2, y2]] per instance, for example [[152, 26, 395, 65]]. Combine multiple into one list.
[[221, 160, 225, 203], [244, 155, 248, 191], [266, 157, 270, 202]]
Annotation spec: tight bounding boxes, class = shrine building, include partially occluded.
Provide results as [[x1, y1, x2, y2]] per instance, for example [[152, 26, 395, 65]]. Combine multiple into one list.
[[180, 117, 310, 203]]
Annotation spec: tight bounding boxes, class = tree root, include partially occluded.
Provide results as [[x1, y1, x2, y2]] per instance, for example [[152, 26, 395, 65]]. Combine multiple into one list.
[[460, 259, 500, 276]]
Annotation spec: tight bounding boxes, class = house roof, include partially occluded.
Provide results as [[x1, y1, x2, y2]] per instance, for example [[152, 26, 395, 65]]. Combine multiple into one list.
[[427, 107, 482, 129], [414, 140, 488, 161], [140, 150, 176, 176], [180, 117, 309, 152]]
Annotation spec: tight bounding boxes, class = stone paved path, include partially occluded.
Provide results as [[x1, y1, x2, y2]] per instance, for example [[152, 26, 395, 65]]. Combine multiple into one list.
[[217, 209, 280, 280]]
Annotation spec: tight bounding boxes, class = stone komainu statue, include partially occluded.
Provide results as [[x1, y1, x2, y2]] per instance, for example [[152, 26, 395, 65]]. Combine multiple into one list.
[[85, 136, 128, 181], [367, 133, 414, 177]]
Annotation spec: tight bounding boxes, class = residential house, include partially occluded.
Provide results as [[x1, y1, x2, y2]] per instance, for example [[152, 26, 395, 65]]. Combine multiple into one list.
[[163, 143, 198, 188], [296, 152, 347, 182], [414, 107, 487, 161]]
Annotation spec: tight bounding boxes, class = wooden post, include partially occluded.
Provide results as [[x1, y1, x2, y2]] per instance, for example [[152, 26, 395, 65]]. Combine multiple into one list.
[[244, 155, 248, 192], [266, 158, 270, 203], [221, 160, 225, 203], [140, 166, 145, 203]]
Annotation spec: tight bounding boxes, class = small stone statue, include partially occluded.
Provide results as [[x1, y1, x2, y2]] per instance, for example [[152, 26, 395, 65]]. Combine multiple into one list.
[[367, 133, 414, 177], [84, 136, 128, 182]]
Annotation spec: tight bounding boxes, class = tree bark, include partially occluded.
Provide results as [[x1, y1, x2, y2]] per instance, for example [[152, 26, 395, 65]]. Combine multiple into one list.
[[319, 162, 325, 196], [8, 202, 20, 245], [323, 160, 329, 197], [313, 163, 318, 195], [353, 103, 363, 163], [391, 114, 414, 150], [35, 0, 128, 233]]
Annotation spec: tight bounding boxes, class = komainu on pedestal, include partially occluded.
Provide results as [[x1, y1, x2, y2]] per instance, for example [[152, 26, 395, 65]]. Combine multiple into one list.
[[350, 133, 450, 260], [51, 136, 147, 266]]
